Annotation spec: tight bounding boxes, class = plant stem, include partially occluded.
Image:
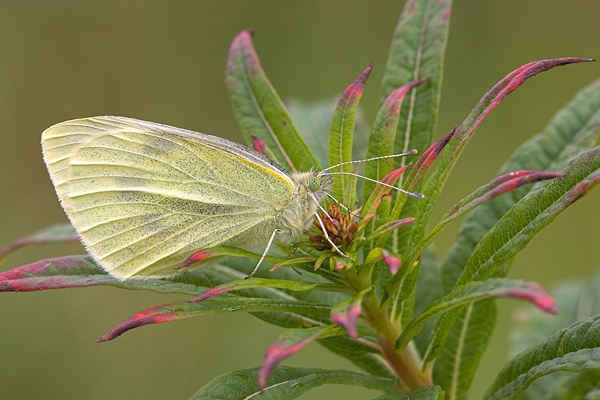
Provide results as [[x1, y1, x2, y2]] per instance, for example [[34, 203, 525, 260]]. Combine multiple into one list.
[[345, 270, 431, 391]]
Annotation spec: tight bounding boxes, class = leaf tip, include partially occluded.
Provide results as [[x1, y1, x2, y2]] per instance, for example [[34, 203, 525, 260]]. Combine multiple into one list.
[[381, 250, 401, 275], [189, 286, 232, 303], [258, 337, 314, 389], [501, 282, 558, 314], [176, 249, 212, 270], [331, 303, 361, 339], [99, 307, 179, 342]]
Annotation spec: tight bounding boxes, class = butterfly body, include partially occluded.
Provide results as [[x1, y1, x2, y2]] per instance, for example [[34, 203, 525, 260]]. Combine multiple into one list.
[[42, 116, 331, 279]]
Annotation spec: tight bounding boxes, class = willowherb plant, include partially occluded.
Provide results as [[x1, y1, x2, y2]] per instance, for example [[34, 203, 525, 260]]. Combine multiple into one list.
[[1, 0, 599, 399]]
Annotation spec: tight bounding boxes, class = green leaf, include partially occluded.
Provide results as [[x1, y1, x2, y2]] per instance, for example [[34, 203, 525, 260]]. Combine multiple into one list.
[[178, 245, 313, 272], [457, 145, 600, 287], [190, 366, 396, 400], [412, 246, 444, 355], [99, 296, 333, 342], [509, 270, 600, 399], [372, 393, 409, 400], [432, 300, 497, 400], [319, 335, 395, 378], [286, 96, 370, 169], [362, 167, 410, 227], [395, 58, 593, 279], [259, 325, 340, 388], [331, 287, 371, 338], [328, 65, 371, 205], [391, 267, 419, 328], [432, 76, 600, 399], [398, 278, 556, 349], [442, 76, 600, 293], [381, 0, 452, 277], [189, 278, 347, 303], [364, 79, 427, 207], [409, 385, 445, 400], [484, 316, 600, 400], [510, 280, 600, 358], [0, 223, 78, 261], [380, 0, 451, 158], [0, 255, 203, 295], [531, 369, 600, 400], [225, 30, 319, 172], [413, 171, 562, 264], [424, 145, 600, 357]]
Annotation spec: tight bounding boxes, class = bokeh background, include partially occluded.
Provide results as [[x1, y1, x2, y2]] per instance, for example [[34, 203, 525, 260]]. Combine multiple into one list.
[[1, 1, 599, 399]]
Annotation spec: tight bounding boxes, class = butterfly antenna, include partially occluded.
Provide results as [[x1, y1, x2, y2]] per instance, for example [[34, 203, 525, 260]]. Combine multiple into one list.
[[327, 171, 424, 199], [320, 150, 418, 173], [245, 228, 282, 279]]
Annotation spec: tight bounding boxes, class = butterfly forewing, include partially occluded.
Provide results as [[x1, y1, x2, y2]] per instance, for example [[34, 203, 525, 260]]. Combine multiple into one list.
[[42, 117, 296, 279]]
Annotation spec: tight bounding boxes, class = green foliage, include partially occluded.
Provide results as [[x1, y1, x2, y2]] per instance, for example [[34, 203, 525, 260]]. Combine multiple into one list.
[[2, 0, 599, 398]]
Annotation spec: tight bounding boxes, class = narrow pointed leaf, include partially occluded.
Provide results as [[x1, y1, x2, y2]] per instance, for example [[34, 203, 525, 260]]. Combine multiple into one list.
[[331, 303, 362, 339], [425, 145, 600, 362], [442, 75, 600, 293], [412, 247, 443, 355], [509, 272, 600, 398], [511, 273, 600, 358], [395, 58, 594, 269], [363, 217, 415, 244], [259, 325, 341, 388], [412, 170, 563, 262], [329, 64, 372, 205], [444, 171, 563, 222], [99, 297, 333, 342], [363, 78, 427, 205], [390, 267, 419, 327], [381, 0, 452, 158], [286, 96, 370, 168], [378, 128, 455, 251], [363, 165, 409, 220], [0, 223, 78, 261], [177, 245, 307, 271], [484, 316, 600, 400], [398, 278, 556, 349], [319, 335, 394, 378], [372, 393, 409, 400], [190, 366, 395, 400], [330, 287, 371, 339], [0, 255, 203, 295], [382, 0, 452, 281], [409, 386, 445, 400], [433, 300, 496, 400], [226, 30, 318, 172], [433, 76, 600, 399], [457, 145, 600, 286], [189, 278, 346, 303]]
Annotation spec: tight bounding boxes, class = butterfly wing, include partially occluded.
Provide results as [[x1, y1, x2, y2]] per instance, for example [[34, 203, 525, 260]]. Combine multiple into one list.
[[42, 116, 296, 279]]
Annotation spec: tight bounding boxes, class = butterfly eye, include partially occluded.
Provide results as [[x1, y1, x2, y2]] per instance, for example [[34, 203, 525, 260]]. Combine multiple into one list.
[[308, 176, 321, 192]]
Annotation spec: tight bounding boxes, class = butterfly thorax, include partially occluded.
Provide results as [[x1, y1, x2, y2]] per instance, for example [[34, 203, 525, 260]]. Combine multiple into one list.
[[274, 171, 333, 242]]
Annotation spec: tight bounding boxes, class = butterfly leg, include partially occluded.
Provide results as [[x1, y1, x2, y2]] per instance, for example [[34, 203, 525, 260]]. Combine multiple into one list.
[[245, 228, 283, 279], [314, 211, 354, 262]]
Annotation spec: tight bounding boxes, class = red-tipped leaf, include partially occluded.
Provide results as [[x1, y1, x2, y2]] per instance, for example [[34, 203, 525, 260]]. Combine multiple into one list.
[[329, 64, 372, 205], [226, 30, 318, 172], [0, 223, 78, 262]]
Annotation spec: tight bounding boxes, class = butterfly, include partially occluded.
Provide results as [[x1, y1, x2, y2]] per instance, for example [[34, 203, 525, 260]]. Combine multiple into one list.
[[42, 116, 419, 279]]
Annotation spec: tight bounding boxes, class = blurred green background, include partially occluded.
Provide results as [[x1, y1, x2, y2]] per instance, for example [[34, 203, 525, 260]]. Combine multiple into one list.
[[1, 1, 599, 399]]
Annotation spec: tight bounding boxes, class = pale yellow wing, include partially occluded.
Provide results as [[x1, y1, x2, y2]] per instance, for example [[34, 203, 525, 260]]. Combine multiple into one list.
[[42, 116, 295, 279]]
